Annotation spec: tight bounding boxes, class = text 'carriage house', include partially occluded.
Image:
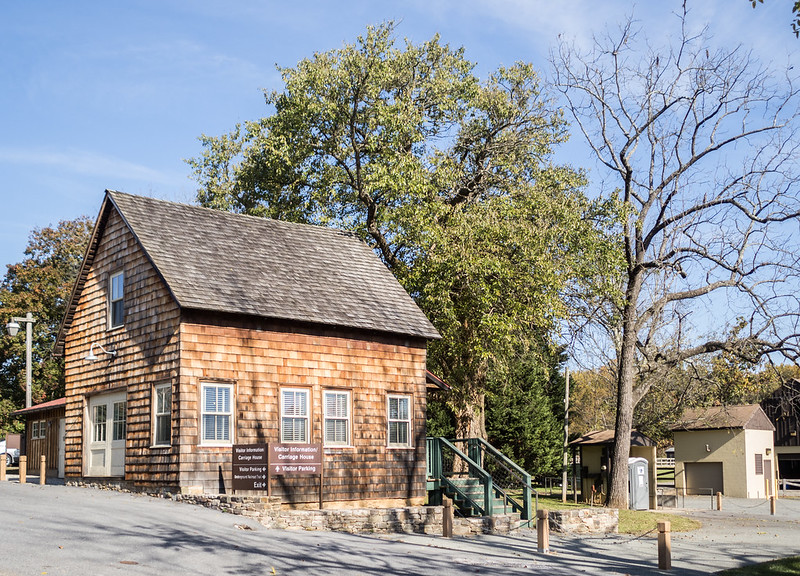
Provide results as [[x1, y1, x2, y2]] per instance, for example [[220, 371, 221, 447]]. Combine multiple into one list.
[[53, 190, 441, 506]]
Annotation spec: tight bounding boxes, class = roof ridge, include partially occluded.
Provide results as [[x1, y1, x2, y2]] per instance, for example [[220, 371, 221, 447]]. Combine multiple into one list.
[[106, 190, 359, 239]]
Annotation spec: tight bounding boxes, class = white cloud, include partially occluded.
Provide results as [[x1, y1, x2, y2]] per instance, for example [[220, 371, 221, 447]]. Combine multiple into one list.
[[0, 147, 181, 186]]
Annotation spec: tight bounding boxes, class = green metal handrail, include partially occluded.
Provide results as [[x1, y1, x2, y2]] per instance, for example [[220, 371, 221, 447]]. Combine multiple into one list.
[[450, 437, 534, 520], [427, 437, 494, 516]]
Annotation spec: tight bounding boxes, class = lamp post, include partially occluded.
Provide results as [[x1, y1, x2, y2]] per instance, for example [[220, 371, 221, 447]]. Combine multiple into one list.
[[6, 312, 35, 408]]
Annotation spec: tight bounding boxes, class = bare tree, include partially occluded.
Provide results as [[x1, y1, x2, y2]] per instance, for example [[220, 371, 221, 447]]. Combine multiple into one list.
[[553, 10, 800, 507]]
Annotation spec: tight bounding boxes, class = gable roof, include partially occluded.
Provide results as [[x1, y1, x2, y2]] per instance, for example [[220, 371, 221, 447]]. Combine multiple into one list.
[[425, 370, 450, 391], [569, 429, 654, 447], [56, 191, 439, 350], [671, 404, 775, 432]]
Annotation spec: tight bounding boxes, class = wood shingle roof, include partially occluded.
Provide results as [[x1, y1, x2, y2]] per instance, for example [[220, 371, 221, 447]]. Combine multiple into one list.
[[56, 190, 439, 349]]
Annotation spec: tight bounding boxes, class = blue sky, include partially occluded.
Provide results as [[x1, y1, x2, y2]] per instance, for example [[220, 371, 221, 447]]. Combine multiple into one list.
[[0, 0, 793, 268]]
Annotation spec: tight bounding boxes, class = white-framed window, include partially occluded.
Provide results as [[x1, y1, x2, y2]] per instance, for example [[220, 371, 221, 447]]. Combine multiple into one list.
[[31, 420, 46, 440], [281, 388, 309, 443], [109, 270, 125, 328], [112, 401, 127, 441], [387, 394, 411, 448], [323, 390, 351, 446], [153, 383, 172, 446], [755, 453, 764, 475], [201, 383, 233, 445], [93, 404, 107, 442]]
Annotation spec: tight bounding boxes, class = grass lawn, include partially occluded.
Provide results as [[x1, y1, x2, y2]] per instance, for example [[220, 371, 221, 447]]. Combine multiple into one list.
[[716, 557, 800, 575], [534, 493, 702, 535]]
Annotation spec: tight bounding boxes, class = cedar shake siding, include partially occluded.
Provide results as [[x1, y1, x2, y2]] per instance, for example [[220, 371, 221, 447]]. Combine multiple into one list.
[[177, 314, 427, 503], [62, 207, 181, 485], [56, 191, 438, 505]]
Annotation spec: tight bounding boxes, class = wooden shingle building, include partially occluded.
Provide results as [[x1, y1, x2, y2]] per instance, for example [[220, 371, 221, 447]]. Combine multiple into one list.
[[54, 190, 440, 506]]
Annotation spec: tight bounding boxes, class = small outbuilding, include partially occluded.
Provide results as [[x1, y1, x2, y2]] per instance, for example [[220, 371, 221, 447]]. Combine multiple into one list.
[[672, 404, 776, 499], [11, 398, 66, 478], [570, 429, 656, 506]]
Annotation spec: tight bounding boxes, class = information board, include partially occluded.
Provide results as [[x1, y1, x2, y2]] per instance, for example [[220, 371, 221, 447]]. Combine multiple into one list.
[[231, 443, 268, 491], [269, 443, 322, 475]]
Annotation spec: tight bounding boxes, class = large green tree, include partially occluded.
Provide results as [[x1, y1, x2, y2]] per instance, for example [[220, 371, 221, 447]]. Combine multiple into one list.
[[0, 217, 92, 433], [189, 23, 620, 439]]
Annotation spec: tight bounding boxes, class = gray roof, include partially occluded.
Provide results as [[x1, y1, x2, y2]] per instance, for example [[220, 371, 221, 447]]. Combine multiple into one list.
[[671, 404, 775, 432], [57, 191, 439, 346]]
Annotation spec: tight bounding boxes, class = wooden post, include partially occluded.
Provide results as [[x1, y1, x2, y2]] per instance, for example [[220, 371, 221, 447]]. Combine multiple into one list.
[[39, 455, 46, 485], [442, 498, 453, 538], [716, 492, 722, 511], [0, 454, 5, 481], [770, 495, 776, 515], [537, 509, 550, 554], [318, 449, 324, 510], [658, 520, 672, 570], [19, 456, 26, 484], [561, 368, 569, 503]]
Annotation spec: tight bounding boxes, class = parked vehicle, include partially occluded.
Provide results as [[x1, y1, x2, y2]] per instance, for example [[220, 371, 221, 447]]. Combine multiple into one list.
[[0, 440, 20, 467]]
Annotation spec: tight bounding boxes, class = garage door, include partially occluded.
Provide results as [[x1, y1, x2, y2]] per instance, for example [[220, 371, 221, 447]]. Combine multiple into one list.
[[685, 462, 723, 495]]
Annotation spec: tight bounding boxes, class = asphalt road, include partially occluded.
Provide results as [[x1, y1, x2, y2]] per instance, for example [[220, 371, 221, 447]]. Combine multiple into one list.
[[1, 482, 799, 575]]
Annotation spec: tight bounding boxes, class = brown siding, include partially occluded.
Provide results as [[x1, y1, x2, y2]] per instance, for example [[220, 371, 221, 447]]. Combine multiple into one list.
[[23, 407, 63, 475], [63, 208, 180, 487], [62, 205, 431, 505], [178, 314, 428, 505], [763, 382, 800, 447]]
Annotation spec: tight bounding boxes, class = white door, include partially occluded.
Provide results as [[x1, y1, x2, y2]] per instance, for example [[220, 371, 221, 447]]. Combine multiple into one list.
[[87, 391, 127, 477], [57, 418, 65, 479]]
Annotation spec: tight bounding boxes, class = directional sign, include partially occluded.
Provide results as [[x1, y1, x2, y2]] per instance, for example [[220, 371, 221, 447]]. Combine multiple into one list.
[[232, 444, 268, 490], [269, 443, 322, 475]]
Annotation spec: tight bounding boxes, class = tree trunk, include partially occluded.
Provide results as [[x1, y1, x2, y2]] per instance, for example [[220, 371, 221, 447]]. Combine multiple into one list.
[[454, 392, 487, 440], [606, 272, 642, 509]]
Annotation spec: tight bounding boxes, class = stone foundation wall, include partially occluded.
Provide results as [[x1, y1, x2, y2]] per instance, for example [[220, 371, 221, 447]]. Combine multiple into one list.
[[175, 493, 521, 535], [547, 508, 619, 534], [66, 481, 522, 536]]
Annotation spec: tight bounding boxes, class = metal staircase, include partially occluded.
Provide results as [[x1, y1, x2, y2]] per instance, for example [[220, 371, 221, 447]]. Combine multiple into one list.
[[426, 437, 535, 520]]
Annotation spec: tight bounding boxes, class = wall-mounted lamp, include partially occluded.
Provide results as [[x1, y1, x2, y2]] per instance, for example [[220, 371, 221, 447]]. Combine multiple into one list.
[[84, 343, 117, 362], [705, 444, 711, 452], [766, 448, 772, 456]]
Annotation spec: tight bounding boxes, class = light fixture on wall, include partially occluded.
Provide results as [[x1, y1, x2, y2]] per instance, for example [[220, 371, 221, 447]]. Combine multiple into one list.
[[705, 444, 711, 452], [766, 448, 772, 456], [84, 343, 117, 362]]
